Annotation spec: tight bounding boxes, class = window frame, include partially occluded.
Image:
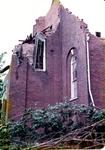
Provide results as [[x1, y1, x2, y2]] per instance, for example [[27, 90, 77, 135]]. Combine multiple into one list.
[[70, 49, 78, 100], [34, 33, 46, 72]]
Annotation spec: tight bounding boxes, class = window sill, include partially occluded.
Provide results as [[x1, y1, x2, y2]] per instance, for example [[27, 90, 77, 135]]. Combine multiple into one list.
[[69, 97, 78, 102], [35, 69, 46, 72]]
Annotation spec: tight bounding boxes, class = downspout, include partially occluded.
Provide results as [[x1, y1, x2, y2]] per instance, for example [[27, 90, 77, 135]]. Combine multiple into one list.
[[86, 32, 95, 106]]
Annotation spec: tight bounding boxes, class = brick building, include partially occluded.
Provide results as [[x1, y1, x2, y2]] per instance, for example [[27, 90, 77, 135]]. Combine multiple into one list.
[[4, 0, 105, 119]]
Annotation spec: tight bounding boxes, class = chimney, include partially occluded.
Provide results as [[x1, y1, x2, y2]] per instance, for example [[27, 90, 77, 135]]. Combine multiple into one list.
[[96, 32, 101, 37]]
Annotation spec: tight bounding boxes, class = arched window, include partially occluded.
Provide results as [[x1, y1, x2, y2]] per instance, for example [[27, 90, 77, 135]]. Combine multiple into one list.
[[71, 49, 77, 99]]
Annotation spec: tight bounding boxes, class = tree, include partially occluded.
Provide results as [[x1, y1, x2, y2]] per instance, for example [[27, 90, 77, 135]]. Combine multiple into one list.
[[0, 52, 7, 121], [0, 52, 6, 101]]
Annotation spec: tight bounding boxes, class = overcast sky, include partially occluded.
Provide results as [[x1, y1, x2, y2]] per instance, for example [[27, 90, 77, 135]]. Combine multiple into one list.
[[0, 0, 105, 63]]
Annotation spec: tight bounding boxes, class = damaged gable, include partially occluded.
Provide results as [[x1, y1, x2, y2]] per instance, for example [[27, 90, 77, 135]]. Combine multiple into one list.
[[13, 33, 47, 75], [13, 0, 89, 75], [33, 0, 61, 36], [13, 0, 63, 71]]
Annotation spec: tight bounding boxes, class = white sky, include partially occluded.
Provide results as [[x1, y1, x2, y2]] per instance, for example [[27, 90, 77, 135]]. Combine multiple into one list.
[[0, 0, 105, 64]]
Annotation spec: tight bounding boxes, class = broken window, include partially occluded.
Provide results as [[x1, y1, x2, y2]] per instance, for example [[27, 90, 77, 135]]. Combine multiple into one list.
[[35, 39, 44, 69], [34, 33, 46, 71]]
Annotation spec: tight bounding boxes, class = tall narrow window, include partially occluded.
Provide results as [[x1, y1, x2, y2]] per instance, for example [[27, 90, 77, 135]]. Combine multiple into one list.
[[35, 39, 44, 69], [71, 49, 77, 99], [35, 33, 46, 71]]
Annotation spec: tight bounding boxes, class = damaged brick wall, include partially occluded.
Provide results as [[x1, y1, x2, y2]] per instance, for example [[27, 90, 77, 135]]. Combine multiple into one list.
[[8, 1, 105, 119], [9, 56, 28, 119], [9, 2, 62, 119]]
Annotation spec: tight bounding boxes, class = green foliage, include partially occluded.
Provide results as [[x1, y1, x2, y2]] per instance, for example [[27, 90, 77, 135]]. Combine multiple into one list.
[[0, 79, 4, 101], [0, 52, 7, 101], [0, 124, 11, 149], [0, 52, 7, 76], [92, 109, 105, 122], [7, 103, 105, 148], [0, 101, 105, 149]]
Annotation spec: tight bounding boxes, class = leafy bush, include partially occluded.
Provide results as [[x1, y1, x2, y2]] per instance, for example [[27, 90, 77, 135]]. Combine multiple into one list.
[[0, 79, 4, 101], [0, 124, 11, 149], [8, 102, 105, 147], [0, 101, 105, 149]]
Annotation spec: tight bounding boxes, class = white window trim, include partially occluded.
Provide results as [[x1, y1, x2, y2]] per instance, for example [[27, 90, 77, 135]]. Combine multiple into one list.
[[35, 33, 46, 72]]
